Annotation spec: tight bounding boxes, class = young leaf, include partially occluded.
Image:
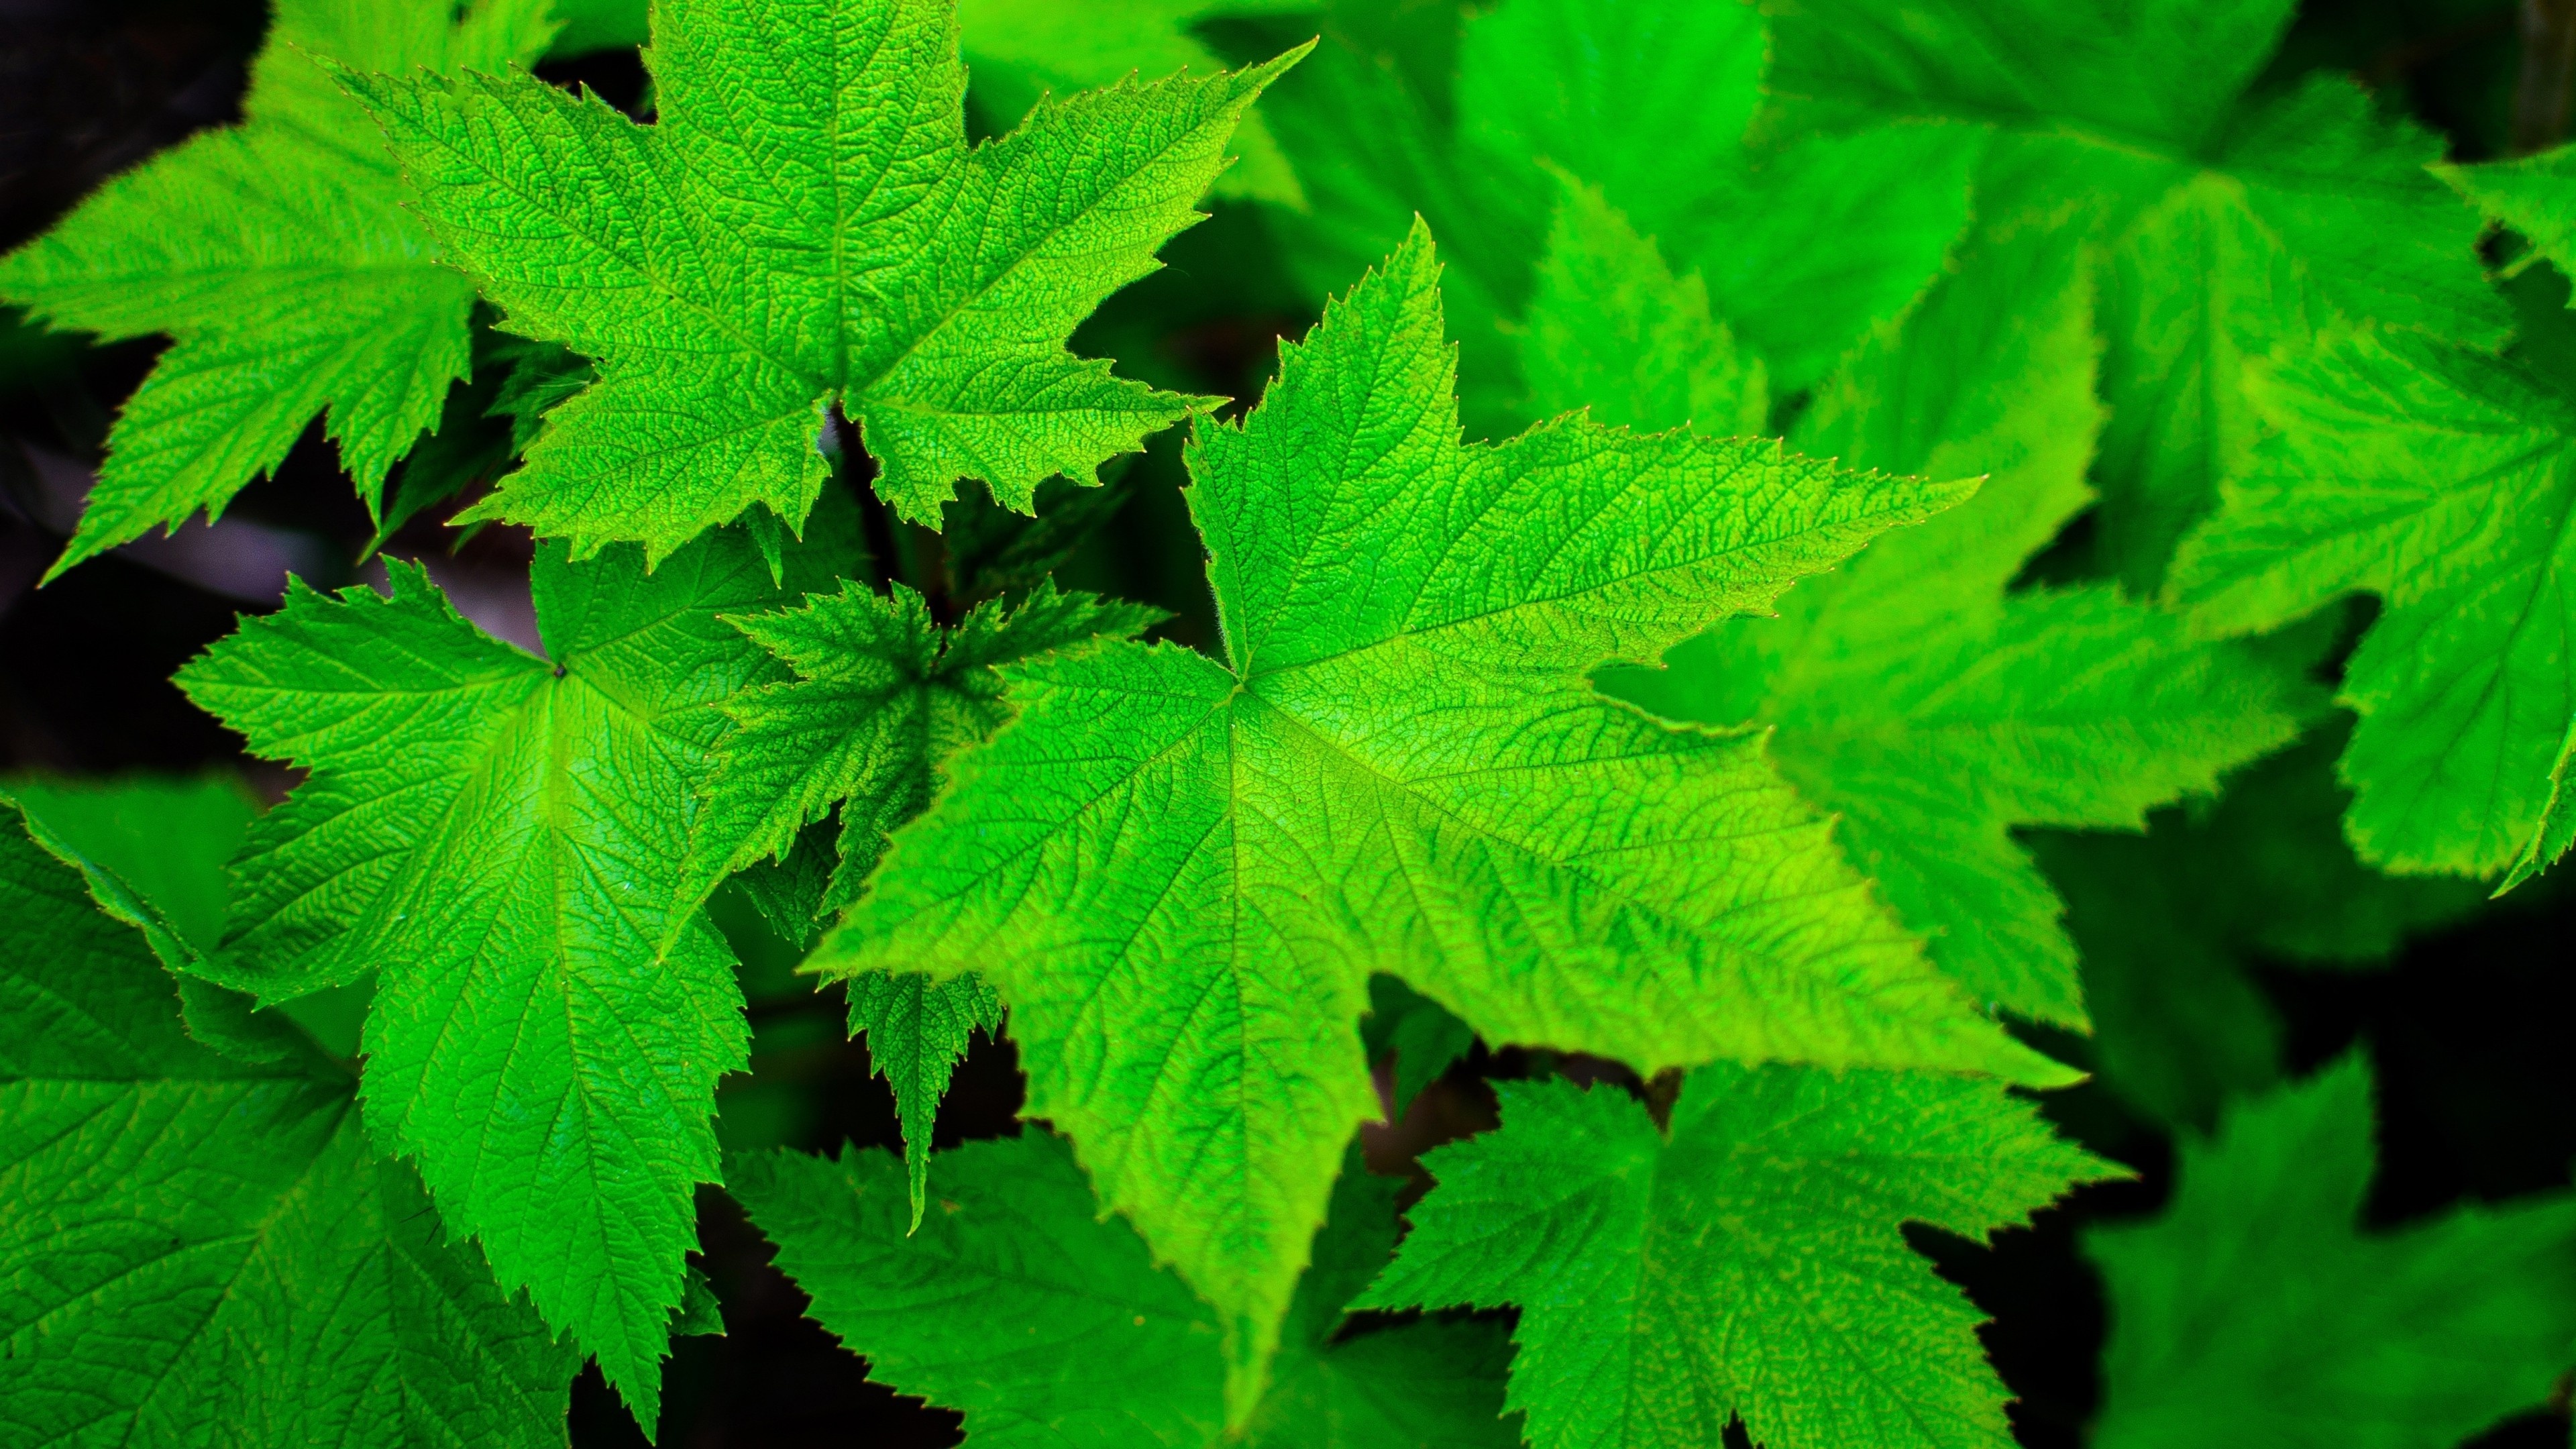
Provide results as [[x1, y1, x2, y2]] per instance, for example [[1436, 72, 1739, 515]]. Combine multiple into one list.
[[172, 523, 849, 1420], [0, 0, 557, 580], [729, 1132, 1517, 1448], [1357, 1066, 2120, 1449], [0, 798, 572, 1448], [342, 0, 1305, 558], [814, 225, 2074, 1416], [690, 578, 1154, 1225], [2169, 327, 2576, 877], [1605, 223, 2306, 1025], [2087, 1055, 2576, 1448], [689, 580, 1165, 916], [1762, 0, 2510, 589]]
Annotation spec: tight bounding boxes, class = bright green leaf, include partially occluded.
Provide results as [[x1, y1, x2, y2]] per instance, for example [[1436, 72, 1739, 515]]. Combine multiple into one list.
[[539, 0, 1313, 203], [956, 0, 1316, 207], [690, 579, 1163, 916], [1358, 1065, 2119, 1449], [691, 576, 1154, 1228], [4, 774, 257, 966], [729, 1132, 1516, 1448], [1517, 176, 1766, 439], [1606, 222, 2306, 1025], [0, 0, 556, 580], [172, 523, 849, 1419], [0, 798, 572, 1448], [843, 970, 1004, 1232], [2170, 327, 2576, 877], [812, 224, 2072, 1417], [1455, 0, 1975, 392], [343, 0, 1303, 557], [2445, 140, 2576, 280], [2088, 1055, 2576, 1448], [1764, 0, 2510, 590], [1264, 0, 1971, 421]]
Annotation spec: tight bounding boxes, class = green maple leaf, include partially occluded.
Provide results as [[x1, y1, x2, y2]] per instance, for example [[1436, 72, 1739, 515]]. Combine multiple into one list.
[[685, 579, 1157, 1226], [1763, 0, 2508, 590], [0, 0, 556, 581], [812, 225, 2074, 1416], [730, 1133, 1517, 1448], [1357, 1065, 2118, 1449], [1603, 220, 2306, 1025], [2168, 326, 2576, 879], [1261, 0, 1974, 432], [172, 521, 853, 1420], [0, 792, 572, 1448], [342, 0, 1302, 559], [2088, 1054, 2576, 1448]]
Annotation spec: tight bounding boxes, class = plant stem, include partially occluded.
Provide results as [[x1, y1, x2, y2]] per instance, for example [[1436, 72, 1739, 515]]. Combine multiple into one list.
[[2514, 0, 2576, 154]]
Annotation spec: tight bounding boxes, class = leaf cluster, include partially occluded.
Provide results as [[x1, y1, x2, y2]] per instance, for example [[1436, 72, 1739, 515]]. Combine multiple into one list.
[[6, 0, 2576, 1446]]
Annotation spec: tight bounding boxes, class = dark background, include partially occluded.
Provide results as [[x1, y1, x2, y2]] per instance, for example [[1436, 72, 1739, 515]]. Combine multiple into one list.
[[2, 1, 2570, 1445]]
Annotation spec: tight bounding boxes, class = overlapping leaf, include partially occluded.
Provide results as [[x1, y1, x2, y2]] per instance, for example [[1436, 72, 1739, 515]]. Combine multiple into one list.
[[2169, 326, 2576, 879], [840, 971, 1004, 1232], [1605, 220, 2305, 1024], [813, 225, 2072, 1417], [2033, 722, 2485, 1130], [685, 579, 1157, 1224], [955, 0, 1315, 206], [731, 1134, 1516, 1448], [0, 0, 555, 579], [173, 522, 849, 1419], [1359, 1067, 2117, 1449], [1517, 178, 1767, 443], [1260, 0, 1973, 431], [0, 792, 572, 1448], [1762, 0, 2510, 589], [689, 580, 1163, 914], [346, 0, 1301, 558], [2088, 1055, 2576, 1448], [2451, 141, 2576, 280]]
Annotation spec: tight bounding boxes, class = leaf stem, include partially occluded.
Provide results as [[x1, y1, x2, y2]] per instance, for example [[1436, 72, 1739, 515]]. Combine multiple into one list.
[[2513, 0, 2576, 154]]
